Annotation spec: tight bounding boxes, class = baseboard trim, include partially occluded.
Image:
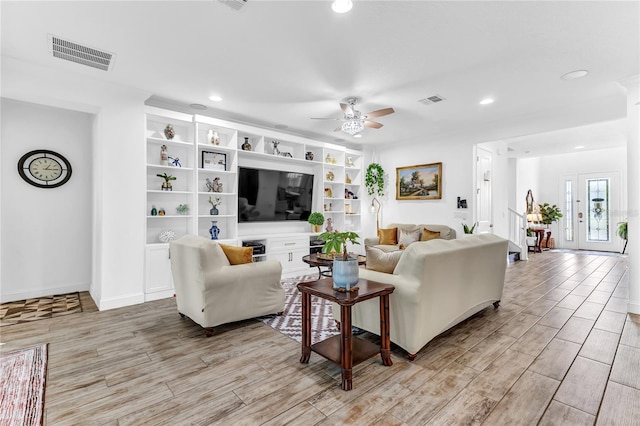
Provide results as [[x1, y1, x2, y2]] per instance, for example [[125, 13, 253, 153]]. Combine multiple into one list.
[[98, 292, 145, 311], [144, 289, 175, 302], [628, 301, 640, 315], [0, 283, 90, 304]]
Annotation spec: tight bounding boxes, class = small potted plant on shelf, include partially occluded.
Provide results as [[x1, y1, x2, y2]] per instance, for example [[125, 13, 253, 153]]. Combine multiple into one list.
[[208, 196, 221, 215], [157, 173, 176, 191], [319, 230, 360, 291], [176, 204, 189, 215], [308, 212, 325, 233], [618, 221, 628, 254]]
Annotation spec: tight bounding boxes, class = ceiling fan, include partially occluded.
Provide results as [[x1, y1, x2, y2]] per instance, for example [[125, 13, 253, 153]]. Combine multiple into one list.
[[312, 98, 395, 136]]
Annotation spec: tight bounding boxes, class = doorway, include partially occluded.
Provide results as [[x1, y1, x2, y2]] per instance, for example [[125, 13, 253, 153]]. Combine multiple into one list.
[[560, 172, 621, 252], [476, 147, 493, 234]]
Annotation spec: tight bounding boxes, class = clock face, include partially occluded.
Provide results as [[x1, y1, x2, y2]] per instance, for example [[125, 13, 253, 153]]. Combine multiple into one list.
[[18, 150, 72, 188]]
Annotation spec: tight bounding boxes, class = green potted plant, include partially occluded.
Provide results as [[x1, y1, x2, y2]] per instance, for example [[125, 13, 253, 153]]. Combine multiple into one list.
[[308, 212, 325, 233], [319, 230, 360, 291], [618, 221, 628, 254], [462, 222, 477, 234], [156, 173, 176, 191], [365, 163, 385, 197], [539, 203, 563, 226]]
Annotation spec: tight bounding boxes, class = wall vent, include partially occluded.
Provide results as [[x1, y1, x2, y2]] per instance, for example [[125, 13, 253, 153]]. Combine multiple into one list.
[[418, 95, 446, 105], [48, 34, 115, 71], [218, 0, 247, 11]]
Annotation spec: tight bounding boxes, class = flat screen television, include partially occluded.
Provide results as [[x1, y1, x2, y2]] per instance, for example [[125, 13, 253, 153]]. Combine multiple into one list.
[[238, 166, 315, 222]]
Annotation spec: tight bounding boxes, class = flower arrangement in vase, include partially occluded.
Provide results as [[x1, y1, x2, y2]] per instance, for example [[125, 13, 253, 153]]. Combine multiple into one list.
[[208, 196, 221, 215]]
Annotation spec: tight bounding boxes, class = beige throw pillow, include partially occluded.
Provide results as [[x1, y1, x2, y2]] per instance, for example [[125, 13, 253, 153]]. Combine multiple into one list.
[[378, 227, 398, 245], [366, 246, 403, 274], [421, 228, 441, 242], [398, 228, 421, 249]]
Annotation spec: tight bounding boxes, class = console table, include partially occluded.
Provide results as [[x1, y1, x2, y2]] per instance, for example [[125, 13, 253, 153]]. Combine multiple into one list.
[[297, 277, 395, 391]]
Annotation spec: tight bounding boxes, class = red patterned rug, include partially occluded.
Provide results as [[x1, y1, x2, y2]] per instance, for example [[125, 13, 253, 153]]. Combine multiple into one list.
[[0, 343, 48, 425], [260, 275, 339, 344]]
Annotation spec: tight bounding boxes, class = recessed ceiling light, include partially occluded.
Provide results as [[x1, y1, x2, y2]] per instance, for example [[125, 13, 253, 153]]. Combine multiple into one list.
[[575, 145, 585, 149], [561, 70, 588, 80], [274, 124, 288, 130], [353, 134, 362, 138], [479, 98, 494, 105], [331, 0, 352, 13], [334, 138, 345, 143], [189, 103, 207, 110], [208, 95, 223, 102]]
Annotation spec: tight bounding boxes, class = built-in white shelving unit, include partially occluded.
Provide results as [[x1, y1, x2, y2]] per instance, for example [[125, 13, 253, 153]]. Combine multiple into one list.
[[144, 106, 364, 292]]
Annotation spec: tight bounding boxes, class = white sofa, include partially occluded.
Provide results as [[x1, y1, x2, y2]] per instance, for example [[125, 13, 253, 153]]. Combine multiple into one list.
[[170, 235, 284, 336], [337, 233, 508, 359]]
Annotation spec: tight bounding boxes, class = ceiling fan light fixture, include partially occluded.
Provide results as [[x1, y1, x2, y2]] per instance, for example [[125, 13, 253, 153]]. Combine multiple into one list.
[[353, 134, 362, 138], [341, 119, 364, 135], [331, 0, 352, 14]]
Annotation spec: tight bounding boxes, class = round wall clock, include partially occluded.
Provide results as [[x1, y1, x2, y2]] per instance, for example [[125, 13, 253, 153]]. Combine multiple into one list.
[[17, 149, 72, 188]]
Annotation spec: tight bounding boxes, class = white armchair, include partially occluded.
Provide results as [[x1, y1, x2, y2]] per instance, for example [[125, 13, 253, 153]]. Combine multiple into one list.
[[170, 235, 284, 336]]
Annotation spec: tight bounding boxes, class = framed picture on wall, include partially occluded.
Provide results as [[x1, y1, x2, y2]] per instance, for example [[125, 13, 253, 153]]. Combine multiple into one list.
[[202, 151, 226, 171], [396, 162, 442, 200]]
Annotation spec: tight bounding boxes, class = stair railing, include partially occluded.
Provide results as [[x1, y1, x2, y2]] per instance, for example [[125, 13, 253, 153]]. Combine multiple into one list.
[[508, 207, 528, 261]]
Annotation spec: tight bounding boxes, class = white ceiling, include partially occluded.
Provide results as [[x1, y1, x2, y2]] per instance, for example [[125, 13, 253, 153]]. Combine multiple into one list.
[[1, 1, 638, 155]]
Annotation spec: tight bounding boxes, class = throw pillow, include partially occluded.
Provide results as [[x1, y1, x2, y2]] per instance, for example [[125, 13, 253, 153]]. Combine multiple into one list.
[[219, 243, 254, 265], [398, 228, 421, 249], [378, 227, 398, 245], [366, 246, 403, 274], [421, 228, 441, 242]]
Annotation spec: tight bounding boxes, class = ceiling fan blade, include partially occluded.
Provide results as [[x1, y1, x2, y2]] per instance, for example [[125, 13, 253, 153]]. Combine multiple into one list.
[[340, 103, 350, 113], [364, 107, 395, 118], [364, 120, 383, 129], [333, 125, 343, 132]]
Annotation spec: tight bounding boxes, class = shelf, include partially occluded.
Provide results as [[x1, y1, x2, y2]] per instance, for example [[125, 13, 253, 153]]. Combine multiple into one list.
[[147, 137, 193, 147], [197, 144, 235, 153], [197, 168, 236, 175], [147, 164, 194, 171], [197, 192, 235, 196], [147, 190, 191, 195], [147, 215, 191, 219], [323, 211, 345, 214], [198, 214, 236, 219], [238, 149, 319, 166]]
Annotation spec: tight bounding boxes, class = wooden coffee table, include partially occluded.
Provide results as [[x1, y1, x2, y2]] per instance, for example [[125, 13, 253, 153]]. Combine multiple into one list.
[[297, 277, 395, 391], [302, 253, 366, 279]]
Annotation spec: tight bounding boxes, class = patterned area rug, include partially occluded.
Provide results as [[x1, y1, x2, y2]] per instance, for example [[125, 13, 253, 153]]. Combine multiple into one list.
[[0, 344, 48, 425], [260, 275, 339, 344], [0, 293, 82, 327]]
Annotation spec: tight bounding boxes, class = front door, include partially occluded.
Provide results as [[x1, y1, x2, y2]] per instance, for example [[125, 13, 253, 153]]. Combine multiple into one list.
[[560, 172, 621, 252]]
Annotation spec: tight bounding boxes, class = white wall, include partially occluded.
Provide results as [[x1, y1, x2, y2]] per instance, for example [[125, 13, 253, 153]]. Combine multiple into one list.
[[1, 99, 93, 301], [2, 57, 150, 309]]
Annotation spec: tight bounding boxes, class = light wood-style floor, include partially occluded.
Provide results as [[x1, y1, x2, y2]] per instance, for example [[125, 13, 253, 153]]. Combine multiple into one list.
[[1, 251, 639, 425]]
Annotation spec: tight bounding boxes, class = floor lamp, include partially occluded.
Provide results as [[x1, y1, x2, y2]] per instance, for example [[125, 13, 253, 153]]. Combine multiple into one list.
[[370, 197, 381, 233]]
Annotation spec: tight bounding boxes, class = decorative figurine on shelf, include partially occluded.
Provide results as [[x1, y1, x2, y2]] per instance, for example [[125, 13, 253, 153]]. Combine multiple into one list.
[[208, 196, 221, 215], [272, 140, 280, 156], [160, 145, 169, 166], [346, 157, 354, 167], [159, 229, 176, 243], [326, 170, 335, 181], [345, 173, 352, 184], [164, 124, 175, 140], [209, 221, 220, 240], [157, 173, 176, 191], [150, 206, 158, 216], [158, 208, 166, 216], [325, 217, 334, 232], [305, 151, 314, 161], [325, 153, 334, 164], [242, 137, 252, 151], [176, 204, 189, 215], [207, 129, 220, 145], [168, 156, 181, 167], [205, 177, 223, 193], [324, 187, 333, 198]]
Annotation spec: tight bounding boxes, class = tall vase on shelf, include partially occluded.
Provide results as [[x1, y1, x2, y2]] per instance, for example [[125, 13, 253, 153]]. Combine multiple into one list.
[[209, 221, 220, 240]]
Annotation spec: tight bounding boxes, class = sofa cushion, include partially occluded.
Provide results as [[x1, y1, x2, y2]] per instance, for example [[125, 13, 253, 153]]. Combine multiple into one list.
[[398, 228, 421, 249], [421, 228, 441, 241], [365, 246, 403, 273], [378, 227, 398, 245], [219, 244, 254, 265]]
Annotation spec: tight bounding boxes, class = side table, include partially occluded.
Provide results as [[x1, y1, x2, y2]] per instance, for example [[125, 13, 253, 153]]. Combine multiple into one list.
[[297, 278, 395, 391]]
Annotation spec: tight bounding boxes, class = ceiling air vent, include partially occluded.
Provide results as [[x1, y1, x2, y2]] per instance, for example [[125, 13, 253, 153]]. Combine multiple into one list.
[[218, 0, 247, 11], [418, 95, 446, 105], [48, 34, 115, 71]]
